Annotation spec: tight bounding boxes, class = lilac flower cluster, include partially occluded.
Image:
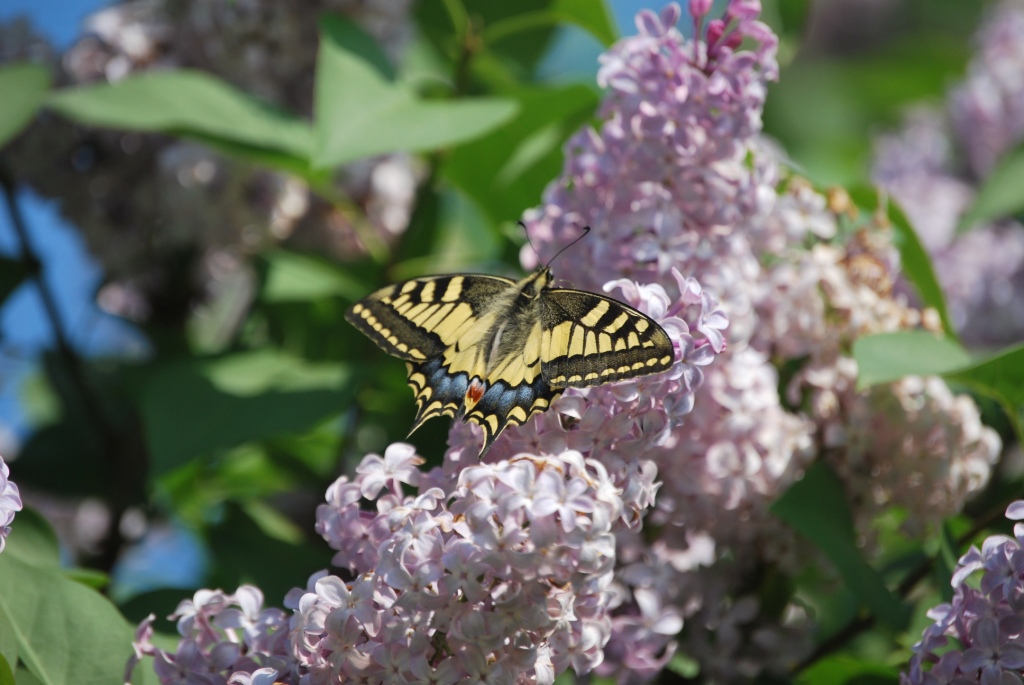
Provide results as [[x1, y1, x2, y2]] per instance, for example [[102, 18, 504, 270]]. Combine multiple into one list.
[[902, 501, 1024, 685], [124, 3, 1003, 682], [0, 456, 23, 553], [873, 0, 1024, 347], [3, 0, 419, 324], [522, 2, 999, 679], [129, 439, 690, 685], [127, 586, 297, 685], [296, 443, 647, 684]]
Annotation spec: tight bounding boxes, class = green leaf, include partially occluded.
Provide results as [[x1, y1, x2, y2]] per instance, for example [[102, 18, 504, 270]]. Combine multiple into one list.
[[764, 35, 971, 184], [207, 504, 331, 611], [0, 652, 13, 685], [442, 83, 599, 224], [666, 653, 700, 678], [0, 257, 30, 310], [261, 250, 367, 302], [798, 655, 899, 685], [0, 63, 50, 150], [945, 343, 1024, 441], [48, 70, 311, 159], [957, 144, 1024, 232], [772, 462, 910, 630], [848, 186, 955, 336], [128, 350, 353, 477], [312, 16, 518, 168], [0, 555, 133, 685], [853, 331, 971, 391], [551, 0, 616, 45], [946, 343, 1024, 408], [483, 0, 617, 48], [63, 568, 110, 591], [242, 500, 305, 544], [1, 508, 60, 570]]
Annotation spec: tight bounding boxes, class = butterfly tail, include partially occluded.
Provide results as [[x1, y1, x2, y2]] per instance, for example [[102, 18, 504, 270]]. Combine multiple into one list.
[[405, 360, 466, 437]]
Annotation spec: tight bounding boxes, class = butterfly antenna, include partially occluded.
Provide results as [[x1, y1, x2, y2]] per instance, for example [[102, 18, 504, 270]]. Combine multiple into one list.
[[518, 220, 540, 264], [545, 224, 591, 268]]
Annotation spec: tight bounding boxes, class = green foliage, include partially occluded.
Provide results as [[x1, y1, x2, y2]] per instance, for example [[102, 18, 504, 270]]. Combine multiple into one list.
[[946, 343, 1024, 441], [481, 0, 618, 48], [125, 350, 353, 477], [261, 250, 369, 303], [443, 83, 599, 224], [852, 331, 971, 390], [0, 652, 13, 685], [798, 655, 899, 685], [313, 16, 519, 168], [854, 332, 1024, 438], [48, 70, 312, 164], [957, 143, 1024, 232], [0, 63, 50, 150], [765, 34, 971, 184], [772, 462, 910, 631], [0, 516, 133, 685]]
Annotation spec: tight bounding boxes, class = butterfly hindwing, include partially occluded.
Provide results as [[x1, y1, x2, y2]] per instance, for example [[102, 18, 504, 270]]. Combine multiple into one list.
[[462, 321, 561, 451], [539, 289, 675, 389], [406, 358, 469, 434]]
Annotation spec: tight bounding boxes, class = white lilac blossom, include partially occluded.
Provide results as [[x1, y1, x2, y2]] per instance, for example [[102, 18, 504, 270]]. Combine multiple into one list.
[[0, 456, 23, 553], [873, 0, 1024, 347], [902, 501, 1024, 685]]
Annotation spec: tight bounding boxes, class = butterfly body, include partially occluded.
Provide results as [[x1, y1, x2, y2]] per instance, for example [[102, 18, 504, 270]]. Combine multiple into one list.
[[346, 268, 674, 456]]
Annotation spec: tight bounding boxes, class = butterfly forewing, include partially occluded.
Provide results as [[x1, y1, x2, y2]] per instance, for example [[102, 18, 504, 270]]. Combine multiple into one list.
[[345, 274, 516, 361], [540, 289, 675, 389]]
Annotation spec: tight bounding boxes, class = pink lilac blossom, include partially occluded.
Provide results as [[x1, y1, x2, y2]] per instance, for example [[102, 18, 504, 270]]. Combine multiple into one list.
[[127, 2, 1002, 682], [0, 456, 23, 553], [873, 0, 1024, 347], [902, 500, 1024, 685], [522, 1, 999, 680], [126, 586, 297, 685], [296, 443, 658, 684], [128, 257, 723, 684]]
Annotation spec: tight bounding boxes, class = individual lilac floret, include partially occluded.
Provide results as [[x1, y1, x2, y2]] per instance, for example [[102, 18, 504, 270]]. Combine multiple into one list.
[[0, 456, 22, 554], [902, 501, 1024, 684]]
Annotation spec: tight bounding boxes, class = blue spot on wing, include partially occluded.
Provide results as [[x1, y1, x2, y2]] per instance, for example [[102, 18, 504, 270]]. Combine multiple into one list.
[[407, 358, 470, 434]]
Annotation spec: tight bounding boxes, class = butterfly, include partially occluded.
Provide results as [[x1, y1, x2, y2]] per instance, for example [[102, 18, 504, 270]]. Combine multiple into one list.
[[345, 228, 676, 457]]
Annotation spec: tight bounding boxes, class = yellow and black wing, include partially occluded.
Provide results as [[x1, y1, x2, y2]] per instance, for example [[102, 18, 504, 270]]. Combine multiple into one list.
[[539, 289, 675, 389], [346, 271, 676, 458], [460, 286, 676, 453], [345, 274, 518, 435]]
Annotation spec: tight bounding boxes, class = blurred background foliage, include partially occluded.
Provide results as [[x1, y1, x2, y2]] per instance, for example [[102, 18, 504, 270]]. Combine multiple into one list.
[[0, 0, 1023, 684]]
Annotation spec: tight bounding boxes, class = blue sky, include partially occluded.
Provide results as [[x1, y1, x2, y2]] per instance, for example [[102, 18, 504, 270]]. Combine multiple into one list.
[[1, 0, 145, 442]]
